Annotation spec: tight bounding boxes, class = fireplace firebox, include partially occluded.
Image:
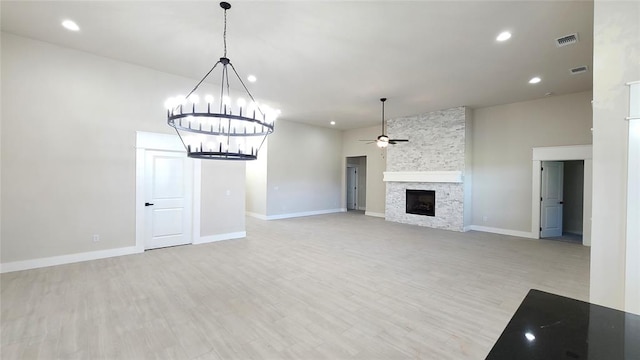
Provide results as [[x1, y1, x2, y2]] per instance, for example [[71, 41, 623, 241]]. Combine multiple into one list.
[[406, 190, 435, 216]]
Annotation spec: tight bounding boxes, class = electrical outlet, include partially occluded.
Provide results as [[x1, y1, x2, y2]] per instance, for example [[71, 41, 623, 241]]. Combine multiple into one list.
[[483, 216, 488, 222], [92, 234, 100, 242]]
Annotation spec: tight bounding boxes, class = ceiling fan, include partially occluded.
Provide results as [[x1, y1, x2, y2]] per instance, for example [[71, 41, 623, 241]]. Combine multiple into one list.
[[360, 98, 409, 148]]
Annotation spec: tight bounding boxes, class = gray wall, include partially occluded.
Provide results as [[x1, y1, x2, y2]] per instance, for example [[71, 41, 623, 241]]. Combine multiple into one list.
[[563, 160, 584, 235], [201, 161, 246, 236], [249, 120, 342, 217], [245, 143, 268, 215], [471, 91, 593, 233], [464, 107, 474, 229], [1, 33, 246, 263]]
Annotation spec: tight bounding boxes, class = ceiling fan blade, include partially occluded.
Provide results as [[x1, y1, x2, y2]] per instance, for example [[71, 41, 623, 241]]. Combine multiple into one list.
[[358, 139, 376, 142], [389, 139, 409, 143]]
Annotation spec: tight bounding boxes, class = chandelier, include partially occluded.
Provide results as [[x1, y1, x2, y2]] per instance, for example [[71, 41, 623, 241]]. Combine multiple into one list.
[[164, 1, 278, 160]]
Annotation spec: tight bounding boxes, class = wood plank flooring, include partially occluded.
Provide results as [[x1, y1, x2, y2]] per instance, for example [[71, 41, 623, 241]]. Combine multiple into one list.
[[1, 212, 590, 359]]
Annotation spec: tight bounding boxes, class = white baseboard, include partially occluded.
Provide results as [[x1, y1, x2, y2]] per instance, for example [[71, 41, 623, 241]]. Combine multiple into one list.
[[246, 211, 268, 220], [0, 246, 142, 274], [463, 226, 472, 232], [250, 208, 345, 221], [365, 211, 385, 218], [1, 230, 248, 273], [194, 232, 246, 244], [468, 225, 537, 239]]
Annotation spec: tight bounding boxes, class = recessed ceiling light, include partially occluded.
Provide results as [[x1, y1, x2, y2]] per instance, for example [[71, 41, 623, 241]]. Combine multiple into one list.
[[525, 332, 536, 342], [529, 76, 541, 84], [247, 75, 257, 83], [496, 31, 512, 42], [330, 121, 336, 125], [62, 20, 80, 32]]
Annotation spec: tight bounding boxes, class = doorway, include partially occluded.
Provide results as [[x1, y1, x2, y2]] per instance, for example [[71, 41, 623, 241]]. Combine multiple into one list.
[[346, 156, 367, 212], [540, 160, 585, 243], [531, 145, 593, 246], [347, 166, 358, 210]]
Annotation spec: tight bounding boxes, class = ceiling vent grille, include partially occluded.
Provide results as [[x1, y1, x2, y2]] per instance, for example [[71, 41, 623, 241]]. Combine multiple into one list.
[[570, 66, 589, 75], [556, 33, 579, 47]]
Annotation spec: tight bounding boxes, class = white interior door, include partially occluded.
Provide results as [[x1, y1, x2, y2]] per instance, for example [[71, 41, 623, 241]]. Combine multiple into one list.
[[346, 167, 358, 210], [144, 150, 193, 249], [541, 161, 564, 238]]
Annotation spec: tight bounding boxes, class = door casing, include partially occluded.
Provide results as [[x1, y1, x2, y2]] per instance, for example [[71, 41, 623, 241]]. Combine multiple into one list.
[[531, 145, 592, 245]]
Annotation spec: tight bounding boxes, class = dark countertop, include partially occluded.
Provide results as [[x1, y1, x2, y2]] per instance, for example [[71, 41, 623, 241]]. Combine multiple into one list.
[[486, 289, 640, 359]]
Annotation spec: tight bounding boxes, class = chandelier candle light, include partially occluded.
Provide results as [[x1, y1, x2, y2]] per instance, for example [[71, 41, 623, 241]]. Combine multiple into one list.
[[165, 1, 279, 160]]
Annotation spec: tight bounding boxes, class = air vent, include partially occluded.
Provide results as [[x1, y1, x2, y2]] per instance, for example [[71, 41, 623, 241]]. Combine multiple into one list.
[[570, 66, 589, 75], [556, 33, 579, 47]]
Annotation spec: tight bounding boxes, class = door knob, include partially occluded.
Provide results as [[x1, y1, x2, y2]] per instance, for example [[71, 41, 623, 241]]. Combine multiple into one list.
[[559, 201, 564, 204], [145, 202, 154, 206]]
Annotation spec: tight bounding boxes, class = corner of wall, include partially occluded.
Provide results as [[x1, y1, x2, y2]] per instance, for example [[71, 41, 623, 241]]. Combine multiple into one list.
[[464, 107, 473, 228]]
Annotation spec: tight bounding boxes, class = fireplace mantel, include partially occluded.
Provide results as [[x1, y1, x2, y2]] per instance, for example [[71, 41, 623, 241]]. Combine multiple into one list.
[[383, 171, 463, 183]]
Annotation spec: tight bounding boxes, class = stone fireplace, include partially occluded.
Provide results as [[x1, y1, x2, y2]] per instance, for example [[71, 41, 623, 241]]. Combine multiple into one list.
[[383, 107, 472, 232]]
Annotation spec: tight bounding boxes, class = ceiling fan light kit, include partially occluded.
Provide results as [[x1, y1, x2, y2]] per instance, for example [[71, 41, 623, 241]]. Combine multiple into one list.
[[377, 134, 390, 148], [164, 2, 278, 160]]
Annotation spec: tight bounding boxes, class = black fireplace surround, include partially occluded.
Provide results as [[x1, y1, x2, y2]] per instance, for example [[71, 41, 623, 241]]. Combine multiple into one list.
[[406, 190, 435, 216]]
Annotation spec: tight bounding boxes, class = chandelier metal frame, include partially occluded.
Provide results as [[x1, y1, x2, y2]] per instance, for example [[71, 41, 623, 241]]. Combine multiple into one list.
[[166, 1, 275, 160]]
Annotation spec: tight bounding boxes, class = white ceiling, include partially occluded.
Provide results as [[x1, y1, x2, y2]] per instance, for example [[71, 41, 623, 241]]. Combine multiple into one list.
[[0, 1, 594, 130]]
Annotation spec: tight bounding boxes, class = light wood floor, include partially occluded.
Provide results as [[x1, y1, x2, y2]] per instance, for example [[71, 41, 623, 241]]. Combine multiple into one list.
[[1, 212, 590, 359]]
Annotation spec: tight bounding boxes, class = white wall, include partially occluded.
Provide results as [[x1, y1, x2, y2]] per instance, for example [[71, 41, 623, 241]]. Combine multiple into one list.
[[591, 0, 640, 311], [260, 120, 343, 217], [626, 82, 640, 315], [342, 125, 387, 216], [471, 91, 593, 233], [1, 33, 246, 265]]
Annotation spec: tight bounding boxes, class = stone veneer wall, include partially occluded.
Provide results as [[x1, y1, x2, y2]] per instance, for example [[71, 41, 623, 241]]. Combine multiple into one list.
[[387, 107, 466, 172], [385, 106, 467, 231]]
